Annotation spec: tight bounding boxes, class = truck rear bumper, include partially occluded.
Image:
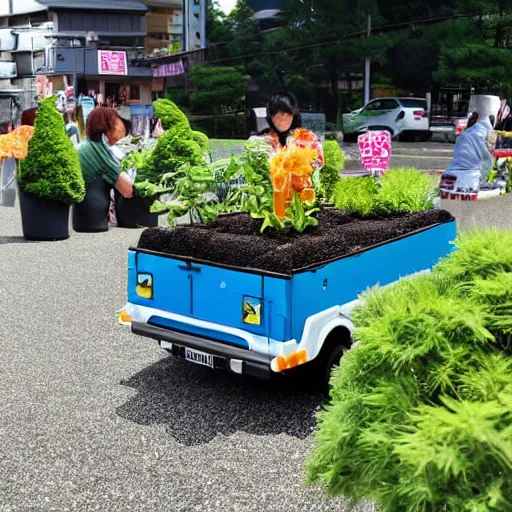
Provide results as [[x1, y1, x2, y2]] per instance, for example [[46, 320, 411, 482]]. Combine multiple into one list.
[[131, 321, 274, 379]]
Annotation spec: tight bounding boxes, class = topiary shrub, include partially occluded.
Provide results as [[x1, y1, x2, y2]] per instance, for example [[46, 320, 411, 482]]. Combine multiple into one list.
[[191, 130, 211, 155], [153, 98, 191, 135], [148, 131, 204, 182], [307, 229, 512, 512], [319, 141, 345, 202], [18, 97, 85, 205]]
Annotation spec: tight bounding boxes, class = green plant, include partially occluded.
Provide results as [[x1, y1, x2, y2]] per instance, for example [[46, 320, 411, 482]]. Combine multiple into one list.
[[377, 168, 435, 214], [319, 141, 345, 202], [18, 97, 85, 205], [191, 130, 211, 156], [307, 231, 512, 512], [334, 176, 379, 217], [148, 131, 205, 183], [188, 65, 250, 115], [153, 98, 191, 135]]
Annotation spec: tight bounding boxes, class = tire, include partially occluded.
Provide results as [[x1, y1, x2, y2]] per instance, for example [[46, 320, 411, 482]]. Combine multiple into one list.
[[368, 126, 394, 136], [322, 344, 347, 396]]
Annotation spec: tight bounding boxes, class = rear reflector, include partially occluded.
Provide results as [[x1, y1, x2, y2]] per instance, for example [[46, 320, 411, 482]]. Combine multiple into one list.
[[271, 350, 308, 372]]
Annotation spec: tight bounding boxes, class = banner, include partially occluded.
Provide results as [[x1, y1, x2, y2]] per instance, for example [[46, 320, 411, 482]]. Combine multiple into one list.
[[98, 50, 128, 76], [152, 60, 185, 78]]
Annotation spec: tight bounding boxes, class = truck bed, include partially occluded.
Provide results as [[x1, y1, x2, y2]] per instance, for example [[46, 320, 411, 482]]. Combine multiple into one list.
[[137, 209, 454, 276]]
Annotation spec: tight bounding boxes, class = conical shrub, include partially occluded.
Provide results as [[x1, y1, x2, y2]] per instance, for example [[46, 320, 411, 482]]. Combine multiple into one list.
[[18, 97, 85, 205]]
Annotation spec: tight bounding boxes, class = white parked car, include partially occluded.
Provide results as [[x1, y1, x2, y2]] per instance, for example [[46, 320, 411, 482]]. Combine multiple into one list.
[[343, 97, 430, 141]]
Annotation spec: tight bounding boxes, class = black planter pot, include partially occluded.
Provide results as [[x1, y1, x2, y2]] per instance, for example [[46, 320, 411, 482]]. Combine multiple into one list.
[[18, 187, 70, 241], [115, 191, 159, 228], [72, 177, 112, 233]]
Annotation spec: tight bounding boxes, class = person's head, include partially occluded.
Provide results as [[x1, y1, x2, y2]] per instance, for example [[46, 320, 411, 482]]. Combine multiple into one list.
[[86, 106, 126, 145], [467, 111, 479, 129], [267, 92, 301, 134]]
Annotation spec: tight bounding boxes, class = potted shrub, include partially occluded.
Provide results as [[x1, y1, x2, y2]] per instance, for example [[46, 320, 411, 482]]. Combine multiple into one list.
[[117, 99, 209, 228], [17, 97, 85, 241]]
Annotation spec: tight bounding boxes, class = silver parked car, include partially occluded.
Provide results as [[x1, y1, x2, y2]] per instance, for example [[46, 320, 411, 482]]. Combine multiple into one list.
[[343, 97, 430, 141]]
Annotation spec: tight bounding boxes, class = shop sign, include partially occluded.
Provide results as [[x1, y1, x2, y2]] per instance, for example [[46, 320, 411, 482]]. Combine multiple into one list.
[[98, 50, 128, 76], [152, 60, 185, 78]]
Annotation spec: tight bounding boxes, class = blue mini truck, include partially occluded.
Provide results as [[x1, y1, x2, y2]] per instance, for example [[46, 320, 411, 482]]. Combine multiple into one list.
[[125, 219, 457, 385]]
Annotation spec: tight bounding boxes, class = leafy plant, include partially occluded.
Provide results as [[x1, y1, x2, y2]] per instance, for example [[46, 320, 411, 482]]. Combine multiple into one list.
[[378, 168, 435, 214], [147, 131, 205, 184], [153, 98, 191, 135], [334, 176, 379, 217], [307, 230, 512, 512], [288, 193, 319, 232], [18, 97, 85, 205], [334, 169, 436, 218], [319, 141, 345, 202]]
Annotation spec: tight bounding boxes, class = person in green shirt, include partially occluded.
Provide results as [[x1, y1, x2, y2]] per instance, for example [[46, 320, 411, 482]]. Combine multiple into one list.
[[73, 107, 133, 232]]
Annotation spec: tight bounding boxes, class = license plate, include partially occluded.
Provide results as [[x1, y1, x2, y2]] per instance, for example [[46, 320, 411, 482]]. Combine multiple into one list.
[[184, 347, 214, 368]]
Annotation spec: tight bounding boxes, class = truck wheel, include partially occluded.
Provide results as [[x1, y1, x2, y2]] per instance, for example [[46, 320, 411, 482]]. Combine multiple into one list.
[[322, 344, 347, 396]]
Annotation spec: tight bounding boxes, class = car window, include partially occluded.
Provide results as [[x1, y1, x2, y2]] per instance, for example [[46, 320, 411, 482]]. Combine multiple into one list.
[[364, 100, 397, 111], [399, 99, 427, 109], [379, 99, 399, 110], [364, 101, 380, 111]]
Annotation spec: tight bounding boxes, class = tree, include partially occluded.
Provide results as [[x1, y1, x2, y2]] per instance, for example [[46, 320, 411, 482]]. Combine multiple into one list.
[[188, 65, 250, 114]]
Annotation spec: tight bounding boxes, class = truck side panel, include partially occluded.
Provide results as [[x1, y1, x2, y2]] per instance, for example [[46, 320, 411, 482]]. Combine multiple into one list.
[[291, 222, 456, 341], [263, 276, 293, 342]]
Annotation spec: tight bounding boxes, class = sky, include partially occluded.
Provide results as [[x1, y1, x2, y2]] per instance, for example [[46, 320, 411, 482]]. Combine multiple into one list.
[[218, 0, 237, 13]]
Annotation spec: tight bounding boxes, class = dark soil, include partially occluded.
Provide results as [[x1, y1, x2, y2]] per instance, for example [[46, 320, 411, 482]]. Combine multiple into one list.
[[137, 209, 455, 275]]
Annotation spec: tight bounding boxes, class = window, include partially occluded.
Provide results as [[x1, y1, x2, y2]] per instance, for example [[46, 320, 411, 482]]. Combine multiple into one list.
[[399, 99, 427, 109]]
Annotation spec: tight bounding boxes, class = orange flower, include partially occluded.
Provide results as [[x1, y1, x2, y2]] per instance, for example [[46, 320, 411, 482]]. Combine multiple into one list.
[[292, 128, 316, 142], [0, 125, 34, 160], [300, 188, 316, 202]]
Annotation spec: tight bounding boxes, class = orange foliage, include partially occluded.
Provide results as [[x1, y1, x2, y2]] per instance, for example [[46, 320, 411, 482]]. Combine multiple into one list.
[[0, 125, 34, 160]]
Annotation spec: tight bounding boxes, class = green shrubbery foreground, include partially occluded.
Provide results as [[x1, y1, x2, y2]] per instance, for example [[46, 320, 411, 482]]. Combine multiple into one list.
[[307, 230, 512, 512]]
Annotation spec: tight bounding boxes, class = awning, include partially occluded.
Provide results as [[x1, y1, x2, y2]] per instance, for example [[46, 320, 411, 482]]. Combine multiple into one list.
[[38, 0, 148, 11]]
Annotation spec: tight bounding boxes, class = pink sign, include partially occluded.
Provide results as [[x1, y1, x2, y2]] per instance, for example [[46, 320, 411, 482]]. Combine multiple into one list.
[[152, 60, 185, 78], [358, 131, 392, 176], [98, 50, 128, 76]]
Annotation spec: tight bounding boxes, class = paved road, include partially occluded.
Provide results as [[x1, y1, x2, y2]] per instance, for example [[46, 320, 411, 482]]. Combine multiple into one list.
[[0, 205, 375, 512], [1, 190, 508, 512], [210, 139, 455, 173]]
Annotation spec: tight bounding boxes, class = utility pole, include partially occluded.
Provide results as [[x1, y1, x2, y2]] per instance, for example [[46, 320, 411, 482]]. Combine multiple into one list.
[[364, 14, 371, 105]]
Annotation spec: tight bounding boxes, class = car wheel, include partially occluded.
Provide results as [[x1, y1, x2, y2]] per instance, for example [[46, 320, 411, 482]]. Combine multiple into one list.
[[321, 344, 348, 397]]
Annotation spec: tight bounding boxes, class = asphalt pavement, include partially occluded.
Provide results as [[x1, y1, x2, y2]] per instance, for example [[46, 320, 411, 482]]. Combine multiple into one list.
[[1, 191, 510, 512], [0, 205, 375, 512]]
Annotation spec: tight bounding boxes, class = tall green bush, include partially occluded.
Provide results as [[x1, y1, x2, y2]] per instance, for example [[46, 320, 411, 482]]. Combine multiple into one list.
[[307, 230, 512, 512], [153, 98, 191, 135], [18, 97, 85, 205], [319, 141, 345, 202]]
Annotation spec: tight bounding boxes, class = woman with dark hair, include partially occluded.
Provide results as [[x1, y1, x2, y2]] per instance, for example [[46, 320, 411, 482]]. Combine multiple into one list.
[[72, 107, 133, 232], [260, 92, 303, 148]]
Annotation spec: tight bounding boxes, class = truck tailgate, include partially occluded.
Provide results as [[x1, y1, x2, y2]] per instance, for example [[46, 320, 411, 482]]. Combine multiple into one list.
[[129, 251, 278, 347]]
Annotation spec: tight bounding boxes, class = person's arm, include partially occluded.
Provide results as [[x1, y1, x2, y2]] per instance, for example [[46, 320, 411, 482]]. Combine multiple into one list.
[[115, 172, 134, 198]]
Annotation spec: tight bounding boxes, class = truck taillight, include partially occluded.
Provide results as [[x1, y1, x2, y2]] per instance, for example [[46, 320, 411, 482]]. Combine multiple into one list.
[[136, 273, 153, 299]]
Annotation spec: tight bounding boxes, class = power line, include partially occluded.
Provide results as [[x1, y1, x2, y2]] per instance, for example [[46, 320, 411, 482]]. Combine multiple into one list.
[[202, 14, 466, 66]]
